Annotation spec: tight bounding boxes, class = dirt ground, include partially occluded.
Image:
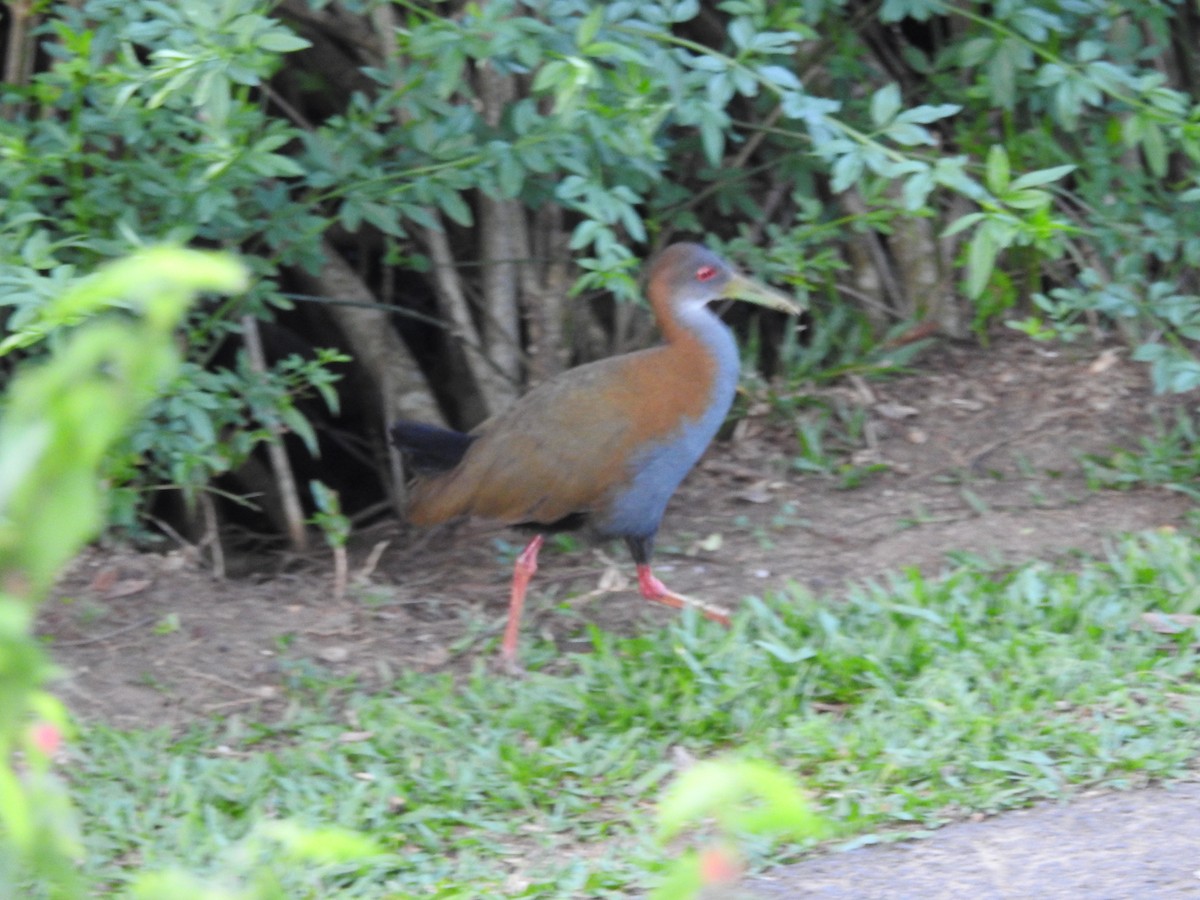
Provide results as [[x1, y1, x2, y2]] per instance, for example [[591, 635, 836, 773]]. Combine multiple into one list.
[[39, 335, 1200, 896]]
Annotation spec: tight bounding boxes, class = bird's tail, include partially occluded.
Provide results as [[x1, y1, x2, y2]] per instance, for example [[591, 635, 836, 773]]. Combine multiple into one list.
[[390, 420, 475, 474]]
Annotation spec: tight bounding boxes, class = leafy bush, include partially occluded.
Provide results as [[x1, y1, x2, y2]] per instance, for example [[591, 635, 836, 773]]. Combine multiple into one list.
[[3, 0, 1200, 536], [0, 247, 247, 895], [0, 248, 380, 898], [0, 0, 338, 537]]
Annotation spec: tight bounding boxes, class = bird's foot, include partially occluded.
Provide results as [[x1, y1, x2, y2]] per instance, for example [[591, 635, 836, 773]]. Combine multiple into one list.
[[498, 535, 544, 675], [496, 651, 527, 678], [636, 565, 732, 626]]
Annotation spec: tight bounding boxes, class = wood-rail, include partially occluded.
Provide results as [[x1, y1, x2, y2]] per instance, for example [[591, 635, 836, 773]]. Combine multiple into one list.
[[391, 243, 803, 669]]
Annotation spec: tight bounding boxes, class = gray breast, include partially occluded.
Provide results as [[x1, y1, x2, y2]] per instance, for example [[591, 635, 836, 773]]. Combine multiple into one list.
[[596, 307, 739, 539]]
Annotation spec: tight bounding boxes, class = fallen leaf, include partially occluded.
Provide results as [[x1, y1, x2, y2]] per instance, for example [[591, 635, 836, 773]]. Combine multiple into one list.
[[414, 645, 450, 669], [89, 567, 120, 593], [319, 646, 349, 663], [882, 320, 939, 347], [848, 374, 877, 404], [734, 481, 773, 504], [598, 566, 627, 592], [105, 578, 151, 599], [1087, 347, 1122, 375], [876, 401, 919, 420]]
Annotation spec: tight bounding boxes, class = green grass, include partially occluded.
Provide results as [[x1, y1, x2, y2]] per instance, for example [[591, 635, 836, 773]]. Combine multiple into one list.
[[1084, 408, 1200, 502], [59, 529, 1200, 897]]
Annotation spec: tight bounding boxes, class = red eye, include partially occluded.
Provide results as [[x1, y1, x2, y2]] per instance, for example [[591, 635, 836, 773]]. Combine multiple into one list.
[[696, 265, 717, 282]]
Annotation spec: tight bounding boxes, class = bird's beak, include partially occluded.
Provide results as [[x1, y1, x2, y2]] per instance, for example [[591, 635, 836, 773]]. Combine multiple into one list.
[[721, 272, 805, 315]]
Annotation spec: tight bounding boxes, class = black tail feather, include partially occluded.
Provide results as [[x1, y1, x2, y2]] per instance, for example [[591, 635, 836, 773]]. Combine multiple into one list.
[[390, 420, 475, 473]]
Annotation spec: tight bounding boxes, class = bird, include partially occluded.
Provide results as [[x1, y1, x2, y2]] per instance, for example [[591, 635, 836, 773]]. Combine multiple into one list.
[[391, 243, 803, 669]]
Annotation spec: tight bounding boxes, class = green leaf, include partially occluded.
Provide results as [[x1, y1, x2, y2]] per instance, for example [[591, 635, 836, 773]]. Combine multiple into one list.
[[248, 151, 305, 179], [497, 153, 525, 198], [985, 144, 1010, 194], [657, 759, 825, 842], [966, 222, 1002, 298], [830, 151, 864, 193], [1003, 188, 1051, 211], [932, 155, 985, 199], [280, 404, 318, 455], [870, 83, 902, 127], [1009, 164, 1076, 191], [886, 122, 935, 146], [986, 38, 1023, 108], [749, 30, 803, 53], [671, 0, 700, 21], [699, 115, 725, 165], [1142, 122, 1168, 178], [582, 40, 637, 59], [689, 54, 727, 73], [569, 219, 601, 250], [648, 851, 704, 900], [255, 820, 381, 862], [959, 35, 994, 67], [531, 59, 569, 95], [575, 6, 604, 48], [1035, 62, 1066, 87], [728, 17, 754, 50], [438, 190, 474, 227], [902, 168, 935, 211], [896, 103, 961, 124], [759, 65, 801, 91], [256, 31, 312, 53], [361, 201, 403, 236], [401, 204, 442, 232]]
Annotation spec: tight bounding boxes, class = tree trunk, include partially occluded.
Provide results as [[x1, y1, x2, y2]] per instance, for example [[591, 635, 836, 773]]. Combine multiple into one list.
[[477, 62, 523, 406], [518, 204, 571, 382], [290, 240, 443, 512]]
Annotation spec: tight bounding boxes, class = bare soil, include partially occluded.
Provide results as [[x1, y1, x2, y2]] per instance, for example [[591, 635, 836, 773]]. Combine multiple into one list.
[[39, 336, 1200, 897]]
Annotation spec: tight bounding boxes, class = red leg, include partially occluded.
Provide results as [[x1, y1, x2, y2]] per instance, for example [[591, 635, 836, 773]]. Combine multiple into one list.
[[500, 534, 544, 669], [636, 564, 732, 626]]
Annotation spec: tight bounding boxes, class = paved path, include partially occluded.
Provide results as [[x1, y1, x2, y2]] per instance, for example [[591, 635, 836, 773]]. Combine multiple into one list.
[[742, 781, 1200, 899]]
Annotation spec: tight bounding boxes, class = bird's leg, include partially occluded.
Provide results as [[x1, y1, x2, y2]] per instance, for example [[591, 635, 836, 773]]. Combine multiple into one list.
[[626, 536, 733, 625], [635, 565, 732, 626], [500, 534, 544, 670]]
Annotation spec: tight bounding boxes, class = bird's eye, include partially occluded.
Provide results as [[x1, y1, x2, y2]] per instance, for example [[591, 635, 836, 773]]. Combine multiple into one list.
[[695, 265, 717, 282]]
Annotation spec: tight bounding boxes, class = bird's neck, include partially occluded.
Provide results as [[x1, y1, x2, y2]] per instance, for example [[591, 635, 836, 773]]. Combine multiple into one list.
[[660, 302, 740, 407]]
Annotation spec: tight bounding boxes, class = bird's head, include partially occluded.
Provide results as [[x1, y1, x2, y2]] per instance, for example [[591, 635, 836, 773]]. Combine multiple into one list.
[[648, 243, 803, 316]]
